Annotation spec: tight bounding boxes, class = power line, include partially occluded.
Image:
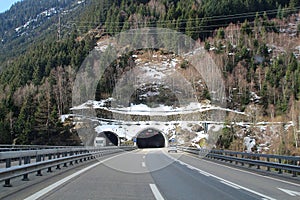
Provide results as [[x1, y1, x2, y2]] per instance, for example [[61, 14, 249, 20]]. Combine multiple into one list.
[[70, 6, 300, 26], [65, 6, 300, 36]]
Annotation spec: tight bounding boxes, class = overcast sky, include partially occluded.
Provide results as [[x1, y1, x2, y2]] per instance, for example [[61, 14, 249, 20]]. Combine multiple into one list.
[[0, 0, 20, 13]]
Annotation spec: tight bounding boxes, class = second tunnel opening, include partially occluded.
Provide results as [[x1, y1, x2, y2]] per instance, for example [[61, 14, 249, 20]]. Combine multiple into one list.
[[96, 131, 119, 146], [136, 129, 165, 148]]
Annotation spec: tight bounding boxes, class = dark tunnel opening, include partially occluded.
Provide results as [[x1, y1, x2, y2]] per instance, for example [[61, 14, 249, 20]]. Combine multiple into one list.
[[96, 131, 119, 146], [137, 129, 165, 148]]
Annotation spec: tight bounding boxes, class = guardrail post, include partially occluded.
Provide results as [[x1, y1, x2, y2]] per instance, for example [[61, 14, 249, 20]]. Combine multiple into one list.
[[56, 154, 61, 170], [36, 155, 43, 176], [4, 179, 12, 187], [63, 153, 68, 168], [47, 155, 53, 173], [22, 156, 30, 181], [74, 152, 79, 164], [292, 160, 297, 177], [4, 158, 12, 187], [241, 154, 244, 166], [278, 159, 282, 174], [70, 152, 74, 165], [220, 151, 223, 161], [5, 158, 11, 168], [267, 157, 270, 171], [248, 154, 252, 168], [22, 173, 29, 181], [257, 156, 260, 169]]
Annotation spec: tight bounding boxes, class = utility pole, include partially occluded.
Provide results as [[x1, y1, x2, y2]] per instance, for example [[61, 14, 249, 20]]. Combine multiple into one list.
[[57, 13, 61, 41], [297, 115, 300, 148]]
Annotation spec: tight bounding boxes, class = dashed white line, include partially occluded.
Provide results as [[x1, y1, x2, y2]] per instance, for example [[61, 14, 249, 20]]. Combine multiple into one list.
[[142, 162, 146, 167], [150, 184, 165, 200]]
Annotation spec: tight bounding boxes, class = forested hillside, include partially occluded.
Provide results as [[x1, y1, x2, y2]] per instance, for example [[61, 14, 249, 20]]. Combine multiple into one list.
[[0, 0, 86, 64], [0, 0, 299, 150]]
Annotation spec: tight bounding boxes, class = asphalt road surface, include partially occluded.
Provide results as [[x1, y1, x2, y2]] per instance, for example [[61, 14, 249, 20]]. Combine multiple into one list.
[[3, 149, 300, 200]]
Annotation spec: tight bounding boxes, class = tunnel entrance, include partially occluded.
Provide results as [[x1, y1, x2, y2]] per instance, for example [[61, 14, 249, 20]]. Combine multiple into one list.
[[96, 131, 119, 146], [136, 129, 165, 148]]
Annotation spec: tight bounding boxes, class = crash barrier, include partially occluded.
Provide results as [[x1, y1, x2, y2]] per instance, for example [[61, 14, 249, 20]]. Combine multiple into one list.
[[0, 146, 136, 187], [0, 145, 83, 152], [179, 147, 300, 177]]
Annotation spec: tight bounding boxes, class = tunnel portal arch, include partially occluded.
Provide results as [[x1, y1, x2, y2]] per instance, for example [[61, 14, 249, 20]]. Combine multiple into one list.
[[136, 128, 168, 148], [96, 131, 120, 146]]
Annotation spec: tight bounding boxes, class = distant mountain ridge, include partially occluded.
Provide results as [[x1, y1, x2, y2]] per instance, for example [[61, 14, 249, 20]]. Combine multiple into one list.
[[0, 0, 85, 64]]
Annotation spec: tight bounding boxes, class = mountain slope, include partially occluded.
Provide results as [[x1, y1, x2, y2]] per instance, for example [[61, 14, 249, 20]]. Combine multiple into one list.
[[0, 0, 299, 153], [0, 0, 86, 64]]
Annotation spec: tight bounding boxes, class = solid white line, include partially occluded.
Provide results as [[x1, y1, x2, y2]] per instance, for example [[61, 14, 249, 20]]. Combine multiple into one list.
[[183, 152, 300, 187], [163, 151, 276, 200], [277, 188, 300, 196], [142, 162, 146, 167], [149, 184, 165, 200], [24, 152, 132, 200], [220, 181, 241, 189], [198, 169, 211, 177], [209, 173, 276, 200]]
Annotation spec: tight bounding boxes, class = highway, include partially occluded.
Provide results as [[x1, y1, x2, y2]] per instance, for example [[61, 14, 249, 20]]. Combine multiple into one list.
[[2, 148, 300, 200]]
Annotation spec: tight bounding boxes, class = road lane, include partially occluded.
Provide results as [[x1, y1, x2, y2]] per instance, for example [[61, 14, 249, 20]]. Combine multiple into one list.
[[167, 150, 300, 200], [146, 149, 264, 200], [17, 148, 300, 200], [39, 149, 156, 200]]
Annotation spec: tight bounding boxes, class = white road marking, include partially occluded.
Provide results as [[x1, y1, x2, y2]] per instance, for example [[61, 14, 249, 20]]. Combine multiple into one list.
[[24, 152, 133, 200], [186, 164, 211, 176], [220, 181, 241, 189], [142, 162, 146, 167], [150, 184, 165, 200], [187, 165, 198, 170], [183, 153, 300, 187], [143, 156, 146, 159], [278, 188, 300, 196], [198, 169, 211, 177], [163, 151, 276, 200]]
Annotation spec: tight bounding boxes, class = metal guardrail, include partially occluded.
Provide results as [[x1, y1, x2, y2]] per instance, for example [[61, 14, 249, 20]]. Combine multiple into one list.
[[0, 146, 136, 187], [179, 147, 300, 177], [0, 145, 84, 152]]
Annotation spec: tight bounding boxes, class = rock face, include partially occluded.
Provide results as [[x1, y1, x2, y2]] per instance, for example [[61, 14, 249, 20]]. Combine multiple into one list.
[[191, 124, 204, 132]]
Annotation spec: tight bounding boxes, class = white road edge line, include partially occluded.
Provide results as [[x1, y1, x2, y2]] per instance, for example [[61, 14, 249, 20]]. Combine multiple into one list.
[[24, 151, 133, 200], [149, 184, 165, 200], [220, 181, 241, 189], [184, 152, 300, 187], [198, 170, 211, 177], [163, 151, 276, 200]]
